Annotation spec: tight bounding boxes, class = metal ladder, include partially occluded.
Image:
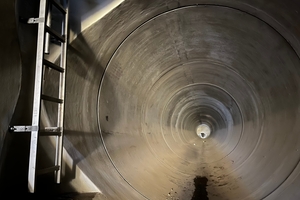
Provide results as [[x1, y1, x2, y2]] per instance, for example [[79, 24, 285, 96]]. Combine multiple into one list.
[[10, 0, 69, 193]]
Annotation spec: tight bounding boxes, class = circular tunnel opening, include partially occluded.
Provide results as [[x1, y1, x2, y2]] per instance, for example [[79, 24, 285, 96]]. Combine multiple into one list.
[[196, 124, 211, 139]]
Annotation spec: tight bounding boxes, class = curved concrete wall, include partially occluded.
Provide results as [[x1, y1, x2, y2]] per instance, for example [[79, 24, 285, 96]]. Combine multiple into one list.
[[2, 0, 300, 199], [64, 0, 300, 199], [0, 0, 21, 180]]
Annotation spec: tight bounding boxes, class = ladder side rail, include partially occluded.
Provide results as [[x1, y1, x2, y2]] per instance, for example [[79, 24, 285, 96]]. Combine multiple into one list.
[[28, 0, 48, 193], [55, 0, 69, 184]]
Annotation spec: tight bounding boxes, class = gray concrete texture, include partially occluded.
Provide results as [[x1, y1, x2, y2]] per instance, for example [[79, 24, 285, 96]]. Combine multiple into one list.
[[2, 0, 300, 199]]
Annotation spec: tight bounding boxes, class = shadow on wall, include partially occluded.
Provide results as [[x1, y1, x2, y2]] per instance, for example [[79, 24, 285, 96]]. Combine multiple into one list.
[[61, 34, 117, 194], [0, 0, 30, 193]]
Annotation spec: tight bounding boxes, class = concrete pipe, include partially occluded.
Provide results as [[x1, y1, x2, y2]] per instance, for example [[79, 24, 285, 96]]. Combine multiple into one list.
[[64, 0, 300, 199], [2, 0, 300, 200]]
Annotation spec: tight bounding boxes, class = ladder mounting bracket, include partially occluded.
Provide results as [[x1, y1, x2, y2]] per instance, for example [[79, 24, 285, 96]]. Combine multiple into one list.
[[28, 17, 45, 24], [9, 126, 39, 132]]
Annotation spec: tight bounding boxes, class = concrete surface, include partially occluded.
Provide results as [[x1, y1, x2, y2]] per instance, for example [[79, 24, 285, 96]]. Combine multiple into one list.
[[0, 0, 22, 184], [65, 0, 300, 199], [1, 0, 300, 200]]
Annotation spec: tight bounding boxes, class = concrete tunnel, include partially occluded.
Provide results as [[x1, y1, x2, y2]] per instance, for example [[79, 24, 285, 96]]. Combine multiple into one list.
[[1, 0, 300, 199]]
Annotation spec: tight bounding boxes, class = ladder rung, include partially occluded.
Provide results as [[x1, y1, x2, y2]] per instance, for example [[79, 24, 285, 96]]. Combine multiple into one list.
[[50, 0, 66, 14], [40, 127, 62, 136], [40, 130, 61, 136], [45, 26, 65, 43], [44, 59, 64, 72], [41, 94, 63, 103], [37, 166, 60, 175]]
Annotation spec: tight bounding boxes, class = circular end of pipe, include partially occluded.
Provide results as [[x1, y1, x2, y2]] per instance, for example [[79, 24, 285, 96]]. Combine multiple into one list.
[[196, 124, 211, 139]]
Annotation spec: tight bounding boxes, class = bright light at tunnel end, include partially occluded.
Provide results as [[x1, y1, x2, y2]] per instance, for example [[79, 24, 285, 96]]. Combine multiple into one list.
[[196, 124, 211, 139]]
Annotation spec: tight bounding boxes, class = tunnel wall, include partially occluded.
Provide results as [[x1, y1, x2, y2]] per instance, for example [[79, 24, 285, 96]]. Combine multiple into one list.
[[2, 0, 300, 199], [0, 0, 22, 183], [63, 0, 300, 199]]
